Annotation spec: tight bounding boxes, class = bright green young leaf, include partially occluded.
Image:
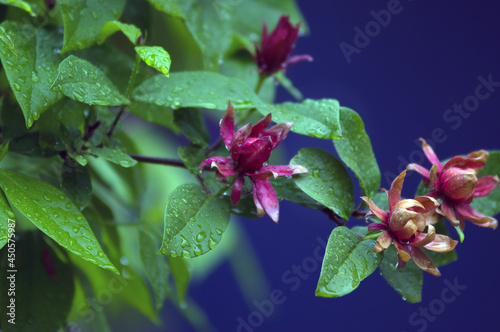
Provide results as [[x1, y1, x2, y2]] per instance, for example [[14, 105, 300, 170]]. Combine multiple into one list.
[[140, 227, 170, 311], [0, 21, 63, 128], [98, 21, 142, 45], [333, 107, 380, 196], [132, 71, 262, 110], [173, 108, 210, 147], [291, 148, 354, 219], [180, 0, 232, 70], [59, 0, 126, 52], [0, 0, 34, 16], [51, 55, 130, 106], [379, 245, 423, 303], [169, 256, 190, 306], [87, 146, 137, 168], [147, 0, 185, 18], [159, 184, 231, 258], [0, 169, 118, 273], [259, 99, 342, 140], [316, 226, 382, 298], [471, 150, 500, 216], [61, 159, 92, 210], [135, 46, 171, 77], [0, 190, 14, 250], [0, 231, 75, 331]]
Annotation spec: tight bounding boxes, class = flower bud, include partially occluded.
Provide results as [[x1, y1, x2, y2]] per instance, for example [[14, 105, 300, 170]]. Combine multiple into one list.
[[440, 167, 477, 202]]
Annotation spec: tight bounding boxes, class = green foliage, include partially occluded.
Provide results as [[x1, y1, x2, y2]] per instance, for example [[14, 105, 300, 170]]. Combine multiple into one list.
[[472, 151, 500, 216], [291, 148, 354, 219], [0, 190, 14, 249], [0, 0, 34, 16], [135, 46, 171, 76], [98, 21, 141, 45], [316, 226, 382, 298]]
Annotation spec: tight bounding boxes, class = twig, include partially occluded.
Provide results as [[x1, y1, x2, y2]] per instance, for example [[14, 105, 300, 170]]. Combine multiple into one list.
[[129, 154, 186, 168]]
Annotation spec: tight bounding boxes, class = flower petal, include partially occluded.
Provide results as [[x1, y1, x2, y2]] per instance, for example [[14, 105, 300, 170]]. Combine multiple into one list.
[[394, 242, 411, 262], [285, 54, 313, 67], [420, 138, 442, 172], [252, 179, 280, 223], [231, 175, 244, 205], [374, 231, 392, 253], [440, 199, 461, 227], [406, 163, 430, 181], [429, 163, 440, 189], [410, 224, 436, 247], [406, 246, 440, 276], [423, 234, 458, 253], [474, 175, 499, 197], [454, 203, 498, 229], [237, 136, 274, 172], [390, 208, 418, 231], [199, 156, 232, 170], [251, 179, 265, 218], [250, 113, 272, 137], [220, 101, 235, 149], [252, 165, 309, 178], [393, 199, 425, 211], [388, 170, 406, 208], [230, 122, 253, 161], [264, 122, 293, 149], [368, 222, 387, 231], [443, 150, 488, 170], [213, 163, 238, 177], [361, 196, 389, 222], [414, 196, 440, 213]]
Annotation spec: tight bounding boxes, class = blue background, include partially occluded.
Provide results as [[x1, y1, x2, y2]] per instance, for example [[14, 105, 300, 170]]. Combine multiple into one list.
[[165, 1, 500, 331]]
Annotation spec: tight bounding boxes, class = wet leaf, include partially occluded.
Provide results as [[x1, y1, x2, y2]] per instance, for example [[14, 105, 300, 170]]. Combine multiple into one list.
[[0, 190, 14, 250], [135, 46, 171, 76], [0, 0, 34, 16], [61, 159, 92, 210], [99, 21, 142, 45], [169, 256, 190, 306]]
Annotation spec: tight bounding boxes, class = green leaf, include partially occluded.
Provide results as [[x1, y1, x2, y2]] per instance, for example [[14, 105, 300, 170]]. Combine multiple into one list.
[[316, 226, 382, 298], [132, 71, 262, 110], [178, 143, 207, 174], [0, 169, 118, 273], [379, 246, 423, 303], [173, 108, 209, 147], [290, 148, 354, 219], [471, 150, 500, 216], [333, 107, 380, 196], [0, 190, 14, 250], [135, 46, 171, 77], [0, 142, 9, 162], [128, 101, 179, 131], [180, 0, 232, 70], [139, 227, 170, 311], [159, 184, 230, 258], [51, 55, 130, 106], [87, 146, 137, 168], [269, 176, 324, 210], [61, 159, 92, 210], [147, 0, 185, 18], [0, 21, 63, 128], [168, 256, 190, 306], [0, 231, 75, 331], [59, 0, 126, 52], [274, 71, 303, 100], [260, 99, 342, 140], [98, 20, 142, 45], [0, 0, 34, 16]]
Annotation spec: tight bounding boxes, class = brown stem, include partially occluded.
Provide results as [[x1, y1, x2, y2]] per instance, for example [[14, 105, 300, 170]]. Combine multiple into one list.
[[84, 120, 101, 141], [128, 153, 186, 168], [321, 208, 345, 227], [107, 107, 125, 137]]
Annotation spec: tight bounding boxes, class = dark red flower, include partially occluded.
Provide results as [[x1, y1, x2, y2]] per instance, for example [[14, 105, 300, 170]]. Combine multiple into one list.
[[199, 101, 308, 222], [253, 15, 312, 76], [362, 171, 457, 276], [407, 139, 499, 230]]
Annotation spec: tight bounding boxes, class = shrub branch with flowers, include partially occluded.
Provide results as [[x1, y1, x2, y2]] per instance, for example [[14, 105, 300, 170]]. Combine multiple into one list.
[[0, 1, 499, 331]]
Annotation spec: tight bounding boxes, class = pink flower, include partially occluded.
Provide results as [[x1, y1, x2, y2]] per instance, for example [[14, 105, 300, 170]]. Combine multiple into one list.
[[253, 15, 312, 76], [362, 171, 458, 276], [407, 139, 499, 230], [199, 101, 308, 223]]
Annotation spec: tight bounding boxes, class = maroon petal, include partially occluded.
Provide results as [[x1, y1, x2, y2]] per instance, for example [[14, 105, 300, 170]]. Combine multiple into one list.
[[410, 225, 436, 247], [406, 246, 441, 276], [264, 122, 293, 149], [230, 122, 253, 161], [285, 54, 313, 67], [361, 196, 389, 222], [199, 156, 232, 170], [420, 138, 442, 172], [443, 150, 488, 170], [250, 113, 272, 137], [220, 101, 235, 149], [252, 178, 279, 223], [237, 137, 274, 173], [407, 163, 430, 181], [214, 164, 237, 177], [231, 175, 245, 205], [251, 179, 265, 218], [454, 203, 498, 229], [368, 222, 387, 231], [388, 171, 406, 208], [249, 165, 308, 179], [440, 199, 460, 226], [474, 175, 499, 197]]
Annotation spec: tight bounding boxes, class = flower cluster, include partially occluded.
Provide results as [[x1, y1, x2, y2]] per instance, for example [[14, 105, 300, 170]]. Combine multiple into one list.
[[199, 102, 308, 223]]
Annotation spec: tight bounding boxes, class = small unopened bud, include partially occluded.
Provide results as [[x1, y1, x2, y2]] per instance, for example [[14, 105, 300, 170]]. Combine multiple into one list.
[[440, 167, 477, 202]]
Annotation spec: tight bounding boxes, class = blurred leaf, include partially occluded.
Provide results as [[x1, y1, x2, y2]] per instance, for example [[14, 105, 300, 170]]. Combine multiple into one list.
[[132, 71, 262, 110], [471, 150, 500, 216], [61, 158, 92, 210], [51, 55, 130, 106], [0, 190, 14, 250], [291, 148, 354, 219], [316, 226, 381, 298], [87, 145, 137, 168], [0, 21, 63, 128], [147, 0, 185, 18], [0, 142, 9, 162], [0, 231, 75, 331], [379, 246, 423, 303], [59, 0, 126, 52], [0, 169, 118, 273], [159, 184, 230, 258], [168, 256, 190, 306], [135, 46, 171, 76], [173, 108, 209, 147], [0, 0, 34, 16], [128, 101, 179, 131], [178, 143, 207, 174], [274, 71, 302, 100], [333, 107, 380, 196], [99, 20, 141, 45], [260, 99, 342, 140], [139, 227, 170, 311]]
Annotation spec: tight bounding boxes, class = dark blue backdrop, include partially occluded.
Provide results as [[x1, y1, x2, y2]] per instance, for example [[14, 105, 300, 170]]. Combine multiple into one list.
[[164, 1, 500, 331]]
